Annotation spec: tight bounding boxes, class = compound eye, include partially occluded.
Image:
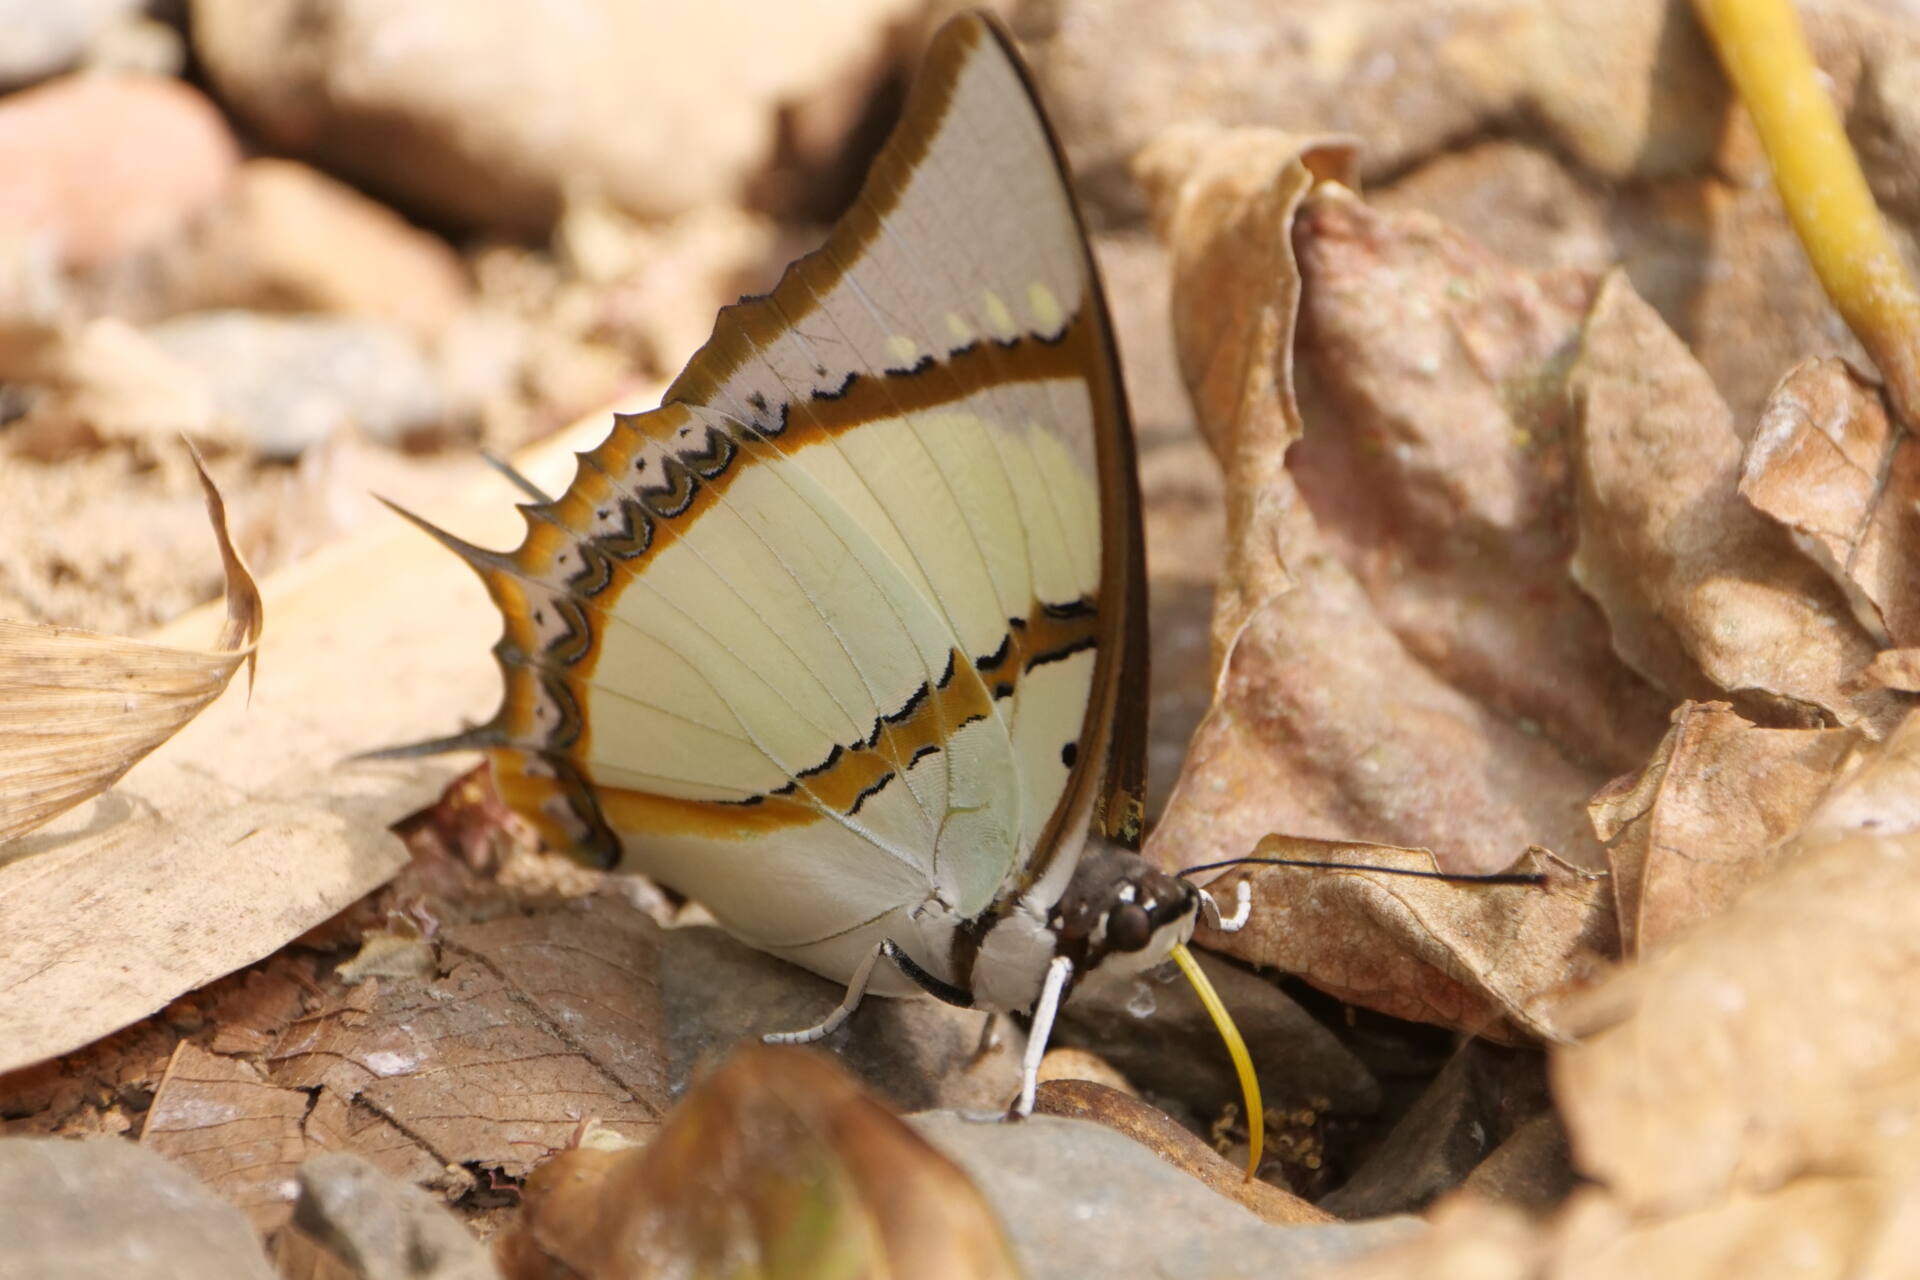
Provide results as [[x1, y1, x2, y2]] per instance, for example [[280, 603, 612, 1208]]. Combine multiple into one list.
[[1106, 903, 1153, 952]]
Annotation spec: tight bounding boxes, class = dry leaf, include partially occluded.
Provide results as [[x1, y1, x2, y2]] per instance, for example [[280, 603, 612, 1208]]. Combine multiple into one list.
[[141, 1041, 313, 1232], [1554, 709, 1920, 1215], [1287, 191, 1666, 775], [1331, 1177, 1920, 1280], [1199, 837, 1609, 1042], [1740, 356, 1920, 647], [112, 897, 665, 1233], [496, 1044, 1021, 1280], [1132, 124, 1355, 652], [1566, 273, 1897, 734], [272, 899, 670, 1181], [0, 445, 260, 843], [1588, 701, 1856, 956], [1130, 128, 1628, 1041], [0, 402, 652, 1076], [1857, 647, 1920, 692], [1138, 132, 1614, 887]]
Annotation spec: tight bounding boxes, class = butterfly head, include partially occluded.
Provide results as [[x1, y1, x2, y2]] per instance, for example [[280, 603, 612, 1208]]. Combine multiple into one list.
[[1048, 842, 1199, 983]]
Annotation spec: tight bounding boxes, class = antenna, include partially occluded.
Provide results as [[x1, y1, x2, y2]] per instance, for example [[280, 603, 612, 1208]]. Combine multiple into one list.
[[1177, 856, 1547, 887]]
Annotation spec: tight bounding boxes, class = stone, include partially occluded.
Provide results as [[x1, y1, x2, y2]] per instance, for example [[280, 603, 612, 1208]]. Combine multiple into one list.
[[1014, 0, 1533, 225], [292, 1152, 501, 1280], [1459, 1110, 1578, 1212], [0, 1136, 277, 1280], [0, 317, 220, 453], [1053, 947, 1380, 1130], [913, 1112, 1422, 1279], [137, 158, 469, 343], [0, 0, 142, 89], [1320, 1040, 1552, 1219], [190, 0, 919, 236], [0, 74, 238, 270], [658, 924, 1024, 1114], [146, 311, 447, 458]]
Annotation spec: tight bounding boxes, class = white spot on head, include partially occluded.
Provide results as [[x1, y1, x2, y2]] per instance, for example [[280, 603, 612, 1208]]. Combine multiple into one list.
[[982, 290, 1017, 340], [885, 334, 919, 366], [1028, 282, 1063, 331]]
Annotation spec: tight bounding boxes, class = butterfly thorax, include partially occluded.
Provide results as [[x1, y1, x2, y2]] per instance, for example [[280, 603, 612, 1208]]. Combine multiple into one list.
[[947, 840, 1197, 1013]]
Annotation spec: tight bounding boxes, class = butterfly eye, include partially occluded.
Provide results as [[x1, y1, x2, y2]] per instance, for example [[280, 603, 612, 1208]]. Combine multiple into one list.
[[1106, 903, 1153, 952]]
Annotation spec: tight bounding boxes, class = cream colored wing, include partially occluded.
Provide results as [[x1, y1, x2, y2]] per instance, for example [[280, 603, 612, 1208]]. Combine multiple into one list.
[[418, 13, 1140, 984]]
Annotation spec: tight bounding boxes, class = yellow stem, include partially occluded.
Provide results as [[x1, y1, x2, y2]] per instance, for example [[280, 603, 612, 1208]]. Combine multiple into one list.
[[1694, 0, 1920, 424], [1170, 941, 1264, 1178]]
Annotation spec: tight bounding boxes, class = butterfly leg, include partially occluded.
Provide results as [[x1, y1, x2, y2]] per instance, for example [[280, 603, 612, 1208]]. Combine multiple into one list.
[[1198, 880, 1252, 933], [763, 942, 885, 1045], [1012, 955, 1074, 1118], [764, 939, 973, 1045], [971, 1011, 1002, 1061]]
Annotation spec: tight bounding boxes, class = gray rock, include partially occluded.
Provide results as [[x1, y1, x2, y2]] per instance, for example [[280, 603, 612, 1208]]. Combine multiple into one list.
[[0, 1135, 277, 1280], [1054, 948, 1380, 1125], [147, 311, 446, 458], [190, 0, 916, 236], [1321, 1040, 1552, 1218], [1016, 0, 1530, 225], [0, 0, 141, 89], [659, 925, 1025, 1114], [914, 1112, 1422, 1280], [293, 1152, 500, 1280]]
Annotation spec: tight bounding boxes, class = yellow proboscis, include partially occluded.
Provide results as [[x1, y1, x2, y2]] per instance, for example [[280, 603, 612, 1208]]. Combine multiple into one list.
[[1170, 940, 1264, 1178]]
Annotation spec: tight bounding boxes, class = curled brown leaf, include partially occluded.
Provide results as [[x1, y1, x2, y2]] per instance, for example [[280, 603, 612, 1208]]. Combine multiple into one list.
[[1589, 701, 1855, 957], [1555, 709, 1920, 1215], [1740, 356, 1920, 647], [1198, 837, 1610, 1042], [1567, 273, 1896, 734], [0, 446, 262, 843], [1289, 189, 1665, 775], [1140, 132, 1615, 890]]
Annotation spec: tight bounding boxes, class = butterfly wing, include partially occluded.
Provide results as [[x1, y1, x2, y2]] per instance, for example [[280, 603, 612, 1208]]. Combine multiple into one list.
[[440, 13, 1144, 986]]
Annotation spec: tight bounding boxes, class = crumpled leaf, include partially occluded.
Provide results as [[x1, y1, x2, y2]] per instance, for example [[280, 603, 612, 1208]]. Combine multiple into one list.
[[1566, 273, 1898, 735], [1132, 124, 1355, 651], [1740, 356, 1920, 647], [1330, 1177, 1920, 1280], [495, 1044, 1021, 1280], [1201, 838, 1609, 1042], [1555, 708, 1920, 1215], [1132, 127, 1632, 1041], [1139, 132, 1617, 889], [1857, 647, 1920, 692], [0, 445, 260, 843], [1588, 700, 1856, 956], [1287, 180, 1666, 775], [1332, 716, 1920, 1277]]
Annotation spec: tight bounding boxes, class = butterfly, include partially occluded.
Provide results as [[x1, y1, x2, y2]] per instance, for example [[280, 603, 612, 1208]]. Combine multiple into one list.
[[390, 9, 1265, 1166]]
